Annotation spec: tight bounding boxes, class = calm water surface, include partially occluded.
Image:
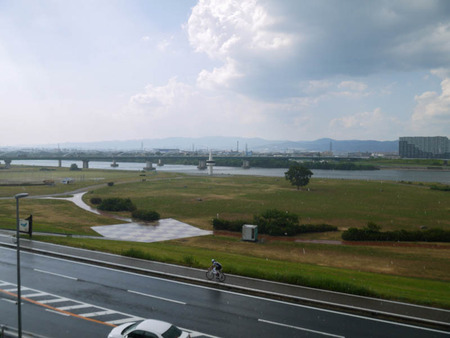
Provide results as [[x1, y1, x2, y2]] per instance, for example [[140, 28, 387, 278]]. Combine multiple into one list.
[[11, 160, 450, 184]]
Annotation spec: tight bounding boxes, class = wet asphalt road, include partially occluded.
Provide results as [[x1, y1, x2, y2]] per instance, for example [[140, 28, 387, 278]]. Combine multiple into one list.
[[1, 246, 449, 338]]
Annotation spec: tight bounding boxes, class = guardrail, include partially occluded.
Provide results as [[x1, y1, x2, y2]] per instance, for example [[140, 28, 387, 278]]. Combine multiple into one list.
[[0, 324, 48, 338]]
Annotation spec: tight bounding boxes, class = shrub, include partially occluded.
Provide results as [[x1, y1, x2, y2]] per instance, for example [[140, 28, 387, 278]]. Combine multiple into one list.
[[90, 197, 102, 205], [212, 217, 337, 236], [254, 209, 299, 236], [132, 209, 160, 222], [107, 182, 114, 186], [212, 218, 249, 231], [98, 198, 136, 212], [342, 226, 450, 242], [430, 184, 450, 191]]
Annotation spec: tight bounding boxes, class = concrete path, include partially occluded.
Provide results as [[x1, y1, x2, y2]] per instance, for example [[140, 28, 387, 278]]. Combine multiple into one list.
[[43, 192, 212, 243]]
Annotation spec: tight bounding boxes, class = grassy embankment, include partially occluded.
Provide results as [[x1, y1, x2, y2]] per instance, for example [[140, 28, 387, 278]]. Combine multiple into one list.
[[0, 165, 449, 308]]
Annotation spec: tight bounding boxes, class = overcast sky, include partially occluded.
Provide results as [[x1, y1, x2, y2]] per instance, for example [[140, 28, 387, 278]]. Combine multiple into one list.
[[1, 0, 449, 146]]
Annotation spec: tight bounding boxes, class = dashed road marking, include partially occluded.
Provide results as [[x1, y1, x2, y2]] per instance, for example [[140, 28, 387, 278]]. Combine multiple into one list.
[[0, 280, 218, 337], [0, 280, 141, 327]]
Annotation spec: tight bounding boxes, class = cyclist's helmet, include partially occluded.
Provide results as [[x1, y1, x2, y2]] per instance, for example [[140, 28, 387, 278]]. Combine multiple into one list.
[[211, 259, 215, 263]]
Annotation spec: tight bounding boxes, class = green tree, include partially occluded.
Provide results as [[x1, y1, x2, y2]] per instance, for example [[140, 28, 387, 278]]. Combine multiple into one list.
[[285, 164, 313, 190], [69, 163, 80, 171]]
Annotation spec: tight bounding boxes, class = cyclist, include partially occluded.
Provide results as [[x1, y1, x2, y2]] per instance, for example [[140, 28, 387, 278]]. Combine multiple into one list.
[[210, 259, 222, 278]]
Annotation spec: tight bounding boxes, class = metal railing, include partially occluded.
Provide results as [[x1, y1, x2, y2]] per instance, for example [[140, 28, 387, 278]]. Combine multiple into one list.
[[0, 325, 48, 338]]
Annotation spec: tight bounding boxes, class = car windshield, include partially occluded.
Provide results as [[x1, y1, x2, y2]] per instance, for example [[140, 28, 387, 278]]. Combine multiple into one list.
[[161, 325, 183, 338], [122, 321, 144, 335]]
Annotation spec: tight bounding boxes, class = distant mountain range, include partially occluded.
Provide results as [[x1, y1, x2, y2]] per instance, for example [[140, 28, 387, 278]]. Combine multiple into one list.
[[39, 137, 399, 154]]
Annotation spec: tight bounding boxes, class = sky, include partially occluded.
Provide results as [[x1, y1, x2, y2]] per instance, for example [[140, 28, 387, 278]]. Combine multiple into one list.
[[1, 0, 449, 146]]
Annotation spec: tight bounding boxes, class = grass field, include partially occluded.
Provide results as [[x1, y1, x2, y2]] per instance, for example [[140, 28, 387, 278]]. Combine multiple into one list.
[[1, 165, 449, 308], [84, 174, 450, 231]]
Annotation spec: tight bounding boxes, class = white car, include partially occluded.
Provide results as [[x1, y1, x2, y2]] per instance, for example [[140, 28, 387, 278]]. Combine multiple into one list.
[[107, 319, 190, 338]]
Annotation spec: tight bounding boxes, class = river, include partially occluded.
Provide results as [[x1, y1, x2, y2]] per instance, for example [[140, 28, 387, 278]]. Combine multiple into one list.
[[9, 160, 450, 184]]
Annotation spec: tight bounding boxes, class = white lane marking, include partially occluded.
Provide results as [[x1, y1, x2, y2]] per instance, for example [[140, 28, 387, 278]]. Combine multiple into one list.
[[58, 304, 91, 311], [0, 279, 218, 337], [46, 309, 70, 316], [40, 297, 70, 304], [1, 280, 143, 325], [259, 319, 345, 338], [22, 292, 48, 298], [107, 317, 144, 325], [2, 299, 17, 304], [80, 310, 116, 317], [34, 268, 78, 280], [128, 289, 186, 305], [3, 248, 448, 333]]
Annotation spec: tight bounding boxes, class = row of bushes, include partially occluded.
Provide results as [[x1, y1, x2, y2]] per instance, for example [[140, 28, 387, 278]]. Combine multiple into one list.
[[430, 184, 450, 191], [212, 209, 337, 236], [131, 210, 160, 221], [212, 218, 249, 232], [342, 224, 450, 242], [302, 161, 379, 171], [91, 197, 160, 222], [97, 197, 136, 212]]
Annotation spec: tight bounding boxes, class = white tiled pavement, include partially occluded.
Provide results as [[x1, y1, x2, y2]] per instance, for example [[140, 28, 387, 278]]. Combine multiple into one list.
[[92, 218, 212, 243], [44, 192, 212, 243]]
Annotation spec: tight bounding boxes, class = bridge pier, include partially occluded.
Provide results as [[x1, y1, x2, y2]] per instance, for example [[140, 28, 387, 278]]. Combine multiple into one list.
[[111, 160, 119, 167], [242, 160, 250, 169], [82, 160, 89, 169], [4, 159, 11, 169], [197, 160, 206, 170], [144, 161, 155, 171], [157, 159, 164, 166], [206, 151, 215, 176], [58, 159, 62, 167]]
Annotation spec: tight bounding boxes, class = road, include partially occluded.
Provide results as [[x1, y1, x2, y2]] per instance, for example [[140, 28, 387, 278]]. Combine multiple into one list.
[[1, 247, 448, 338]]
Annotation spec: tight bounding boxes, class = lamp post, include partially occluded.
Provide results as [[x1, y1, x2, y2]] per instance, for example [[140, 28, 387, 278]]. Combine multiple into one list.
[[15, 192, 28, 338]]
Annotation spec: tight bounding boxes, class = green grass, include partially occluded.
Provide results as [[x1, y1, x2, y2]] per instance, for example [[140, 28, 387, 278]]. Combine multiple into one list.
[[0, 165, 165, 198], [85, 175, 450, 231], [0, 198, 121, 235], [34, 235, 450, 308], [1, 166, 449, 308]]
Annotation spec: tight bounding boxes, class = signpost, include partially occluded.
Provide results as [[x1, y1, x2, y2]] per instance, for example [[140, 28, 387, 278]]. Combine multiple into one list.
[[15, 193, 28, 338], [18, 215, 32, 237]]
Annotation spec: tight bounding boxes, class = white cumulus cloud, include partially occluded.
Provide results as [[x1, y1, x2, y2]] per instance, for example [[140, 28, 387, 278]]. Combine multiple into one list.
[[412, 71, 450, 133], [329, 108, 402, 139]]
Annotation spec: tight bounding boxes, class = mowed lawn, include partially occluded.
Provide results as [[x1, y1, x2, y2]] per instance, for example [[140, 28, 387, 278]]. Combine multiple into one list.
[[1, 167, 449, 308], [85, 174, 450, 231]]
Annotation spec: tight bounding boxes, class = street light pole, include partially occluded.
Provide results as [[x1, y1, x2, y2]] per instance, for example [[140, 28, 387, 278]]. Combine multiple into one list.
[[15, 192, 28, 338]]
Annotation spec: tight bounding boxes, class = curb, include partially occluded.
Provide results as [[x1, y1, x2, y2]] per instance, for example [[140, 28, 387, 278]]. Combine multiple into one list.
[[1, 240, 449, 331]]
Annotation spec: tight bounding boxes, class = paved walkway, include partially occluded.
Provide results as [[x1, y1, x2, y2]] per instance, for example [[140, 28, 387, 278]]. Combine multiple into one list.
[[92, 218, 212, 243], [44, 192, 212, 243]]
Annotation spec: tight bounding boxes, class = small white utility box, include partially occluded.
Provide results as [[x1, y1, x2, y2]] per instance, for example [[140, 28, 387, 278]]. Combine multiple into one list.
[[242, 224, 258, 242]]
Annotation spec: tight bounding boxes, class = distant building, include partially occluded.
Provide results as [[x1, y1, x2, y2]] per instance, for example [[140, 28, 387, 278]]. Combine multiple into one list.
[[153, 148, 180, 154], [347, 152, 372, 158], [399, 136, 450, 159]]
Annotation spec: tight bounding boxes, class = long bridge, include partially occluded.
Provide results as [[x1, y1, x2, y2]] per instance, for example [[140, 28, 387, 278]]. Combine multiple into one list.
[[0, 150, 348, 170]]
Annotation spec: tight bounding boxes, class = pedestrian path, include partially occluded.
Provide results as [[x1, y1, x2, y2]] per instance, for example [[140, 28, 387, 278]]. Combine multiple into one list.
[[43, 192, 213, 243], [92, 218, 212, 243]]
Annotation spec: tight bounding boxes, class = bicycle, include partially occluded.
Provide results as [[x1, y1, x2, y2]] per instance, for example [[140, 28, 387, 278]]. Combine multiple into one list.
[[206, 267, 226, 282]]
